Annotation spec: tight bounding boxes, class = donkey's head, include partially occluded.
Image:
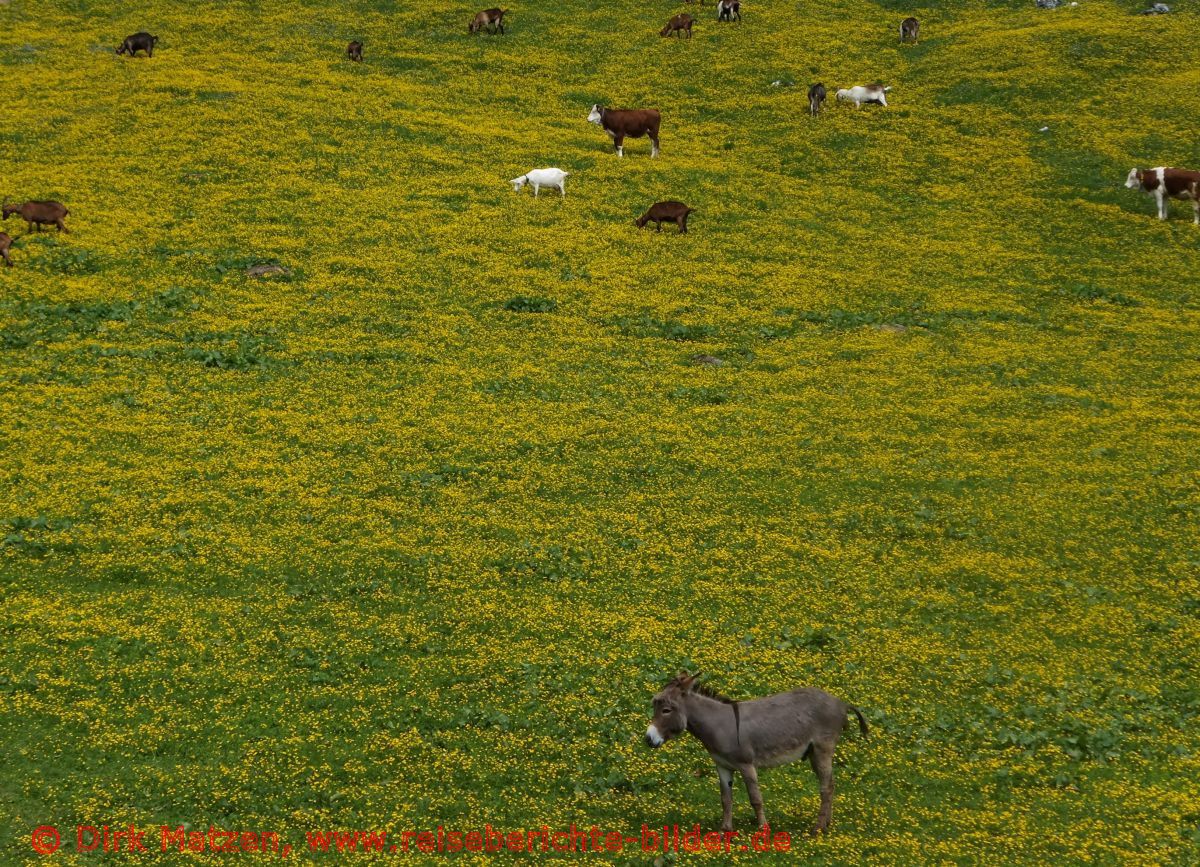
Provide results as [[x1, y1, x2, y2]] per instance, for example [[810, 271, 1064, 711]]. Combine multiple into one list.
[[645, 672, 697, 747]]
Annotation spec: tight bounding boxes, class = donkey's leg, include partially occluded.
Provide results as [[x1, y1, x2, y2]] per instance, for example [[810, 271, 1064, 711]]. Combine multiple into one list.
[[739, 764, 767, 829], [808, 741, 836, 835], [716, 766, 734, 833]]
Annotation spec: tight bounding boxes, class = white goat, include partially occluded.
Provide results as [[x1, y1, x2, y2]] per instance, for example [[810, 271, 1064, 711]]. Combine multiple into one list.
[[835, 85, 891, 107], [509, 168, 569, 197]]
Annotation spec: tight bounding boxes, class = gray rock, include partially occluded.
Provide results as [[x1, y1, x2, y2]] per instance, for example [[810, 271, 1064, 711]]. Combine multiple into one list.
[[1036, 0, 1061, 8], [246, 264, 289, 278]]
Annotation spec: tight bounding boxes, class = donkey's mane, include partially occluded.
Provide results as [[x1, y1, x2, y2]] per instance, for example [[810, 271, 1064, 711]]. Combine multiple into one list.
[[673, 677, 737, 706], [695, 682, 737, 704]]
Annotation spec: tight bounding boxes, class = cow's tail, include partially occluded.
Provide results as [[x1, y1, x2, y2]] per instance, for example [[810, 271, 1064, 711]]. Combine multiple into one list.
[[847, 704, 868, 739]]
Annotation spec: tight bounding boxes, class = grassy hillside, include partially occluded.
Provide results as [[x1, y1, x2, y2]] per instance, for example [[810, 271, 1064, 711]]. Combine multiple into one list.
[[2, 0, 1199, 862]]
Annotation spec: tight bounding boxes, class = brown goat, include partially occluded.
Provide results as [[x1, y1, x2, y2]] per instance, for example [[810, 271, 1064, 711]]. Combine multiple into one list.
[[661, 13, 694, 37], [636, 201, 694, 234], [347, 40, 363, 61], [0, 232, 13, 267], [117, 32, 158, 57], [469, 8, 507, 34], [3, 201, 70, 233]]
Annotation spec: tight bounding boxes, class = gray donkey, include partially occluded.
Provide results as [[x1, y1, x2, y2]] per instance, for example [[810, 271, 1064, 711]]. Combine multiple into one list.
[[645, 672, 867, 834]]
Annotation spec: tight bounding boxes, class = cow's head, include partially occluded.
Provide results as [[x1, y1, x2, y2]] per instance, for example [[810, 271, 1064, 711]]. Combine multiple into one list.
[[587, 104, 604, 125], [1125, 168, 1143, 190], [509, 175, 528, 192]]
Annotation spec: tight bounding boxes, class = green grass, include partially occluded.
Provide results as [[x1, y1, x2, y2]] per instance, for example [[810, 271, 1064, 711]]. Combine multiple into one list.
[[1, 0, 1200, 863]]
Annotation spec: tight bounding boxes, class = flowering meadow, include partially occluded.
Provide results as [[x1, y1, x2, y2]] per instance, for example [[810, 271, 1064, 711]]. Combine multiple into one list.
[[2, 0, 1200, 862]]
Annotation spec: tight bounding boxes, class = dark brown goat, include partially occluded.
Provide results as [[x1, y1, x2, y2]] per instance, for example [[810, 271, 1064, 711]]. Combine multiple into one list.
[[3, 201, 70, 233], [469, 8, 507, 34], [347, 40, 363, 61], [808, 82, 827, 116], [0, 232, 13, 267], [661, 13, 694, 37], [636, 201, 694, 234], [117, 32, 158, 57]]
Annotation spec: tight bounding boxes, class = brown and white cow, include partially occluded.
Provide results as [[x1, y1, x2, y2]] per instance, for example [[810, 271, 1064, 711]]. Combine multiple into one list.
[[587, 105, 661, 158], [717, 0, 741, 22], [1125, 167, 1200, 224]]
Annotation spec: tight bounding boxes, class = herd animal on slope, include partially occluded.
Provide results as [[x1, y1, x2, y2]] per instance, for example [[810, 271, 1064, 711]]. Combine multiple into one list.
[[2, 12, 1194, 264]]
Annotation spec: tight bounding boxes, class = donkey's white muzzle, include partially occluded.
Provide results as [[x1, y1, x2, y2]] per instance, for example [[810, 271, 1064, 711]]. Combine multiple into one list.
[[645, 725, 664, 747]]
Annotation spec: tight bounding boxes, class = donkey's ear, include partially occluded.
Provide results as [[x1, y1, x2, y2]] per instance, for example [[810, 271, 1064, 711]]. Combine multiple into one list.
[[677, 672, 697, 692]]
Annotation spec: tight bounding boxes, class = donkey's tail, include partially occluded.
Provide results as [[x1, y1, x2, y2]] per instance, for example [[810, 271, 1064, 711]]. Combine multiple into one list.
[[848, 704, 868, 739]]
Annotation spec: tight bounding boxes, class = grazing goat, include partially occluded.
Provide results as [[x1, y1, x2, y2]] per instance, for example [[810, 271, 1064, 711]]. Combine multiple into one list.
[[510, 168, 569, 198], [836, 84, 890, 107], [1125, 167, 1200, 224], [3, 200, 70, 233], [646, 673, 868, 835], [347, 40, 363, 61], [117, 32, 158, 57], [717, 0, 741, 22], [661, 13, 694, 37], [469, 8, 507, 34], [808, 83, 827, 116], [0, 232, 12, 267], [636, 201, 693, 234], [588, 105, 661, 158], [900, 17, 919, 43]]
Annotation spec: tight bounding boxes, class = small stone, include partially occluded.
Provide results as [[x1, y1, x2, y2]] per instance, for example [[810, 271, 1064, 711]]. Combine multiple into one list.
[[691, 354, 725, 367], [246, 264, 289, 278]]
